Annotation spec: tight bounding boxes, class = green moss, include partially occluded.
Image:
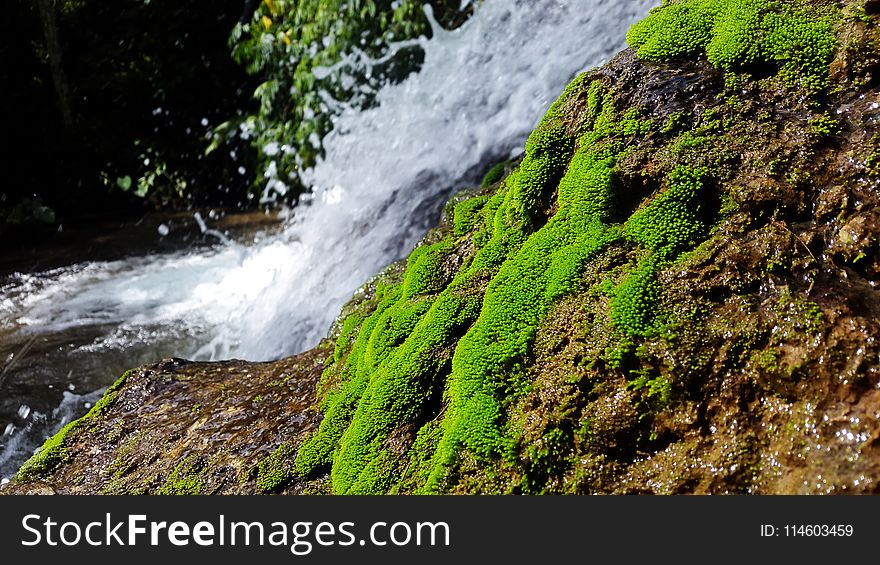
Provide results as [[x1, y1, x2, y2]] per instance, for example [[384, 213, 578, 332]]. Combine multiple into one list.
[[521, 426, 572, 493], [628, 370, 672, 407], [427, 147, 619, 488], [777, 289, 824, 334], [626, 165, 712, 256], [298, 70, 722, 494], [752, 348, 781, 373], [723, 72, 750, 92], [809, 113, 839, 137], [14, 370, 133, 482], [472, 190, 505, 249], [333, 313, 365, 362], [101, 432, 146, 494], [453, 195, 490, 236], [867, 149, 880, 177], [255, 442, 297, 493], [401, 239, 456, 298], [481, 161, 509, 189], [393, 421, 443, 493], [610, 256, 663, 337], [13, 420, 79, 483], [159, 454, 207, 495], [662, 111, 691, 134], [610, 166, 713, 337], [670, 131, 708, 155], [621, 108, 656, 137], [296, 76, 584, 494], [627, 0, 838, 93]]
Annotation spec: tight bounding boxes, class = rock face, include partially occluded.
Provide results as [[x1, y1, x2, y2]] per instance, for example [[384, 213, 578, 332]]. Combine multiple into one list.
[[2, 351, 330, 494], [5, 0, 880, 495]]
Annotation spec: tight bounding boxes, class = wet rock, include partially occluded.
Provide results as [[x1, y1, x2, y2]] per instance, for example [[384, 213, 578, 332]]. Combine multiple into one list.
[[1, 345, 331, 494]]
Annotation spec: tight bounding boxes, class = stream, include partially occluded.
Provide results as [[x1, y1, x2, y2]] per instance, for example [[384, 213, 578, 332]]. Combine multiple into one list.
[[0, 0, 656, 481]]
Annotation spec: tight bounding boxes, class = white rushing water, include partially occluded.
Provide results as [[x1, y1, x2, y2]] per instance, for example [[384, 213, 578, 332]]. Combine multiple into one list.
[[0, 0, 657, 478]]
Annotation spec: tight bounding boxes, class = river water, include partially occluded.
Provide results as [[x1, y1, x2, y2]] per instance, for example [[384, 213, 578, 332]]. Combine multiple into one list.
[[0, 0, 656, 480]]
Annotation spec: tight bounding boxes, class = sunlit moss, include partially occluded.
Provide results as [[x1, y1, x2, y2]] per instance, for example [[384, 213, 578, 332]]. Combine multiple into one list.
[[627, 0, 837, 93], [453, 195, 490, 236], [295, 76, 583, 493]]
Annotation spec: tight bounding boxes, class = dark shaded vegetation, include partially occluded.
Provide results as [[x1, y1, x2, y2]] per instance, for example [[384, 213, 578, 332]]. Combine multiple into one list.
[[0, 0, 471, 249], [1, 0, 260, 244]]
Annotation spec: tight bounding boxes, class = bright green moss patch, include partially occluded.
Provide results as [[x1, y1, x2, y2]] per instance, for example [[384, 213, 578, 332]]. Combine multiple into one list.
[[296, 76, 583, 494], [610, 257, 663, 337], [402, 239, 457, 298], [428, 149, 619, 485], [453, 195, 490, 236], [298, 66, 729, 493], [14, 370, 133, 483], [159, 454, 207, 495], [627, 0, 838, 93], [809, 113, 839, 138], [626, 165, 712, 256], [255, 442, 297, 493], [621, 107, 656, 137], [295, 68, 729, 493], [333, 313, 365, 363], [13, 420, 80, 483], [393, 421, 443, 493], [612, 166, 713, 337]]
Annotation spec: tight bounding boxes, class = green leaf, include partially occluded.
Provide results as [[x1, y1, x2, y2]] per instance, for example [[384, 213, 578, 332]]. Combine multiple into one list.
[[116, 175, 132, 191]]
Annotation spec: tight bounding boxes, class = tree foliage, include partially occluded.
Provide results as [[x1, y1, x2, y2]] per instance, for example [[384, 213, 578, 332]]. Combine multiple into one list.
[[1, 0, 258, 235]]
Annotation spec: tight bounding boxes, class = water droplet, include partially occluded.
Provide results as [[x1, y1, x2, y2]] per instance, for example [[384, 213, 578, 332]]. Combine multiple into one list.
[[158, 224, 170, 237], [17, 405, 30, 420]]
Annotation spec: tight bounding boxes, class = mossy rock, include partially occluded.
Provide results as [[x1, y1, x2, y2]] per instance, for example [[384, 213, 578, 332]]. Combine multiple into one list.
[[7, 0, 880, 496]]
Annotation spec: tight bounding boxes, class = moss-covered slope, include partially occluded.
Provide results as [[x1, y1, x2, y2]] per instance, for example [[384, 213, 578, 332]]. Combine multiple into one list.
[[6, 0, 880, 494]]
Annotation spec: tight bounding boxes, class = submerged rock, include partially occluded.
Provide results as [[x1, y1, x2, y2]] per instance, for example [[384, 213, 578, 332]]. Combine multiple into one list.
[[5, 0, 880, 494]]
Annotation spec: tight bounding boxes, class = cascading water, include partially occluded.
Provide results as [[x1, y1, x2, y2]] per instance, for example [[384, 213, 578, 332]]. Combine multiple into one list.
[[0, 0, 657, 481]]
